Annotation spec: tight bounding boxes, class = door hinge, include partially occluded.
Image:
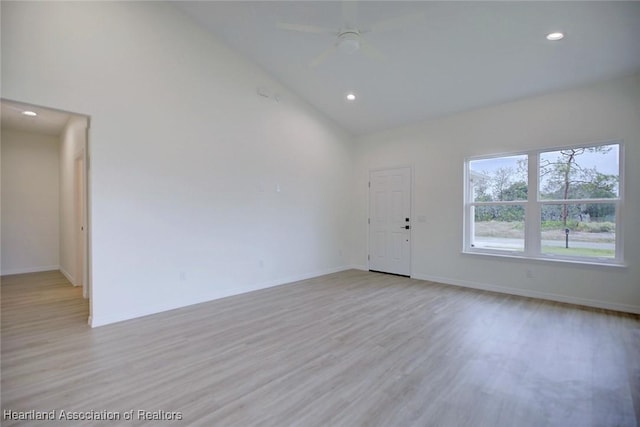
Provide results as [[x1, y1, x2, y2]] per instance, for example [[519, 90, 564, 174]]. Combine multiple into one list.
[[368, 254, 370, 260], [368, 181, 371, 188], [368, 218, 370, 224]]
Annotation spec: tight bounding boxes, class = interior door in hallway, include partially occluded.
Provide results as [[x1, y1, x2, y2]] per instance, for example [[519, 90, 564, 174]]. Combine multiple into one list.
[[369, 167, 411, 276]]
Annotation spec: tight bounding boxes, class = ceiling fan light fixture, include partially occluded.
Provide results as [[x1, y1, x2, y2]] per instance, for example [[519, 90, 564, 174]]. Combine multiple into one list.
[[337, 32, 360, 54]]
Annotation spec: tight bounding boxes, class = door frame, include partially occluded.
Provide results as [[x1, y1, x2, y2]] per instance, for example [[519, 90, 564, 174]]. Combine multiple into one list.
[[74, 150, 89, 300], [78, 118, 92, 317], [367, 165, 414, 276], [69, 117, 91, 315]]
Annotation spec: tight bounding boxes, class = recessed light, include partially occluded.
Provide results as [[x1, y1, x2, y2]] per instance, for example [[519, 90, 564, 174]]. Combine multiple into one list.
[[346, 93, 356, 101], [22, 111, 37, 116], [546, 32, 564, 41]]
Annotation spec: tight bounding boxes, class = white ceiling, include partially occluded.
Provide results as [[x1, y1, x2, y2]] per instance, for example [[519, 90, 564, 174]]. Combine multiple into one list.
[[1, 99, 72, 136], [176, 1, 640, 135]]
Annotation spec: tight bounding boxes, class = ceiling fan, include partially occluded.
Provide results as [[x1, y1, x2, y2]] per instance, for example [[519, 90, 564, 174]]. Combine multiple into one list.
[[277, 2, 424, 67]]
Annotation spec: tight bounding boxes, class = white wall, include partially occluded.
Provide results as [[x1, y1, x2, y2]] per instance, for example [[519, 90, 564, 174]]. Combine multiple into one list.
[[59, 116, 88, 284], [1, 1, 354, 326], [1, 129, 60, 275], [353, 74, 640, 313]]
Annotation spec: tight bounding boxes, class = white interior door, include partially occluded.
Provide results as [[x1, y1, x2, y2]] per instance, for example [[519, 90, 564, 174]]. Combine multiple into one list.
[[369, 167, 411, 276], [75, 155, 87, 298]]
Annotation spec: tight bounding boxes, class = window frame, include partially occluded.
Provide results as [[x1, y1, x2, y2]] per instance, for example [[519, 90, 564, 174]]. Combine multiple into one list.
[[464, 140, 624, 266]]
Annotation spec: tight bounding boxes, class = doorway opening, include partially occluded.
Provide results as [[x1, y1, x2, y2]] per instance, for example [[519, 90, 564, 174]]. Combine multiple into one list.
[[0, 98, 92, 323]]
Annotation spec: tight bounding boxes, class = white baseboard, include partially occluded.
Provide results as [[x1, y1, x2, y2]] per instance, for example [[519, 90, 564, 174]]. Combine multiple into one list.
[[1, 265, 60, 276], [90, 265, 357, 328], [80, 264, 640, 327], [254, 265, 354, 289], [60, 267, 78, 286], [412, 273, 640, 314]]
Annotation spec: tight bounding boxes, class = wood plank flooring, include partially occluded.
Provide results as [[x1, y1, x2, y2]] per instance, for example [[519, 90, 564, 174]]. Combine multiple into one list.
[[1, 269, 639, 426]]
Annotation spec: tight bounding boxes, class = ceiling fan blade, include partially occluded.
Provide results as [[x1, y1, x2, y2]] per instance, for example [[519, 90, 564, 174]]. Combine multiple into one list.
[[341, 1, 358, 28], [360, 37, 386, 61], [309, 45, 337, 68], [276, 22, 336, 34], [369, 12, 425, 33]]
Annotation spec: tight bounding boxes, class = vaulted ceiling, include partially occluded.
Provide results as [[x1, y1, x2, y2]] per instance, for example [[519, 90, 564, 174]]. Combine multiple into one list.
[[176, 1, 640, 135]]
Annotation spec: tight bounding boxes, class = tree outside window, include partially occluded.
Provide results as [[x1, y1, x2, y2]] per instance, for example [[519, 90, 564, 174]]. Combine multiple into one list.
[[466, 142, 621, 263]]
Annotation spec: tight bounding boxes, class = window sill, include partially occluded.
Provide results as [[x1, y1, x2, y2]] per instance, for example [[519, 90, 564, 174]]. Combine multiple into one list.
[[462, 249, 626, 269]]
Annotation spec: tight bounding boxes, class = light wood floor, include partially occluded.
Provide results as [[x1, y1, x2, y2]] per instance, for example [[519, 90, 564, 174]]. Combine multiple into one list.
[[1, 270, 639, 426]]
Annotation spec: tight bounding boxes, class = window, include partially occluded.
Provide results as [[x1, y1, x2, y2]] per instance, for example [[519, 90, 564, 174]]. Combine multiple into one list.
[[465, 142, 622, 264]]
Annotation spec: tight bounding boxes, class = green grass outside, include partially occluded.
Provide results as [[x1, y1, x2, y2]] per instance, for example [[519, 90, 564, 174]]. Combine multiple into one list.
[[541, 220, 615, 233], [541, 246, 614, 258]]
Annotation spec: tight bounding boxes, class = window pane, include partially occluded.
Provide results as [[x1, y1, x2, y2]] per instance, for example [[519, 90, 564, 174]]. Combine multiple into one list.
[[471, 205, 525, 251], [469, 155, 527, 202], [539, 144, 619, 200], [541, 203, 616, 258]]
